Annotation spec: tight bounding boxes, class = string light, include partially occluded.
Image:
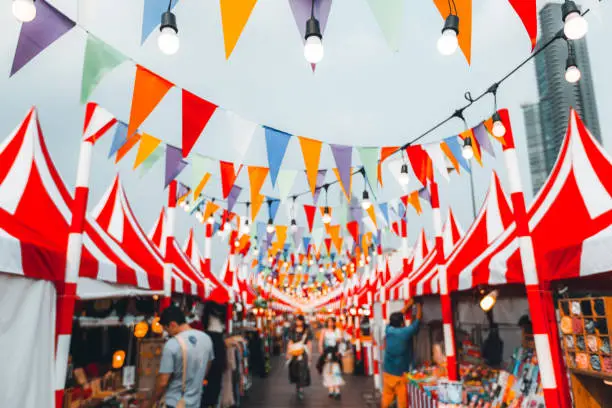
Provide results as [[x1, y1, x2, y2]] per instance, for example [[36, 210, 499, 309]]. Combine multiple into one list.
[[437, 1, 459, 56], [12, 0, 36, 22], [565, 41, 581, 83], [462, 137, 474, 160], [207, 215, 215, 225], [562, 0, 588, 40], [361, 190, 371, 210], [158, 0, 179, 55], [266, 200, 274, 233], [398, 163, 410, 186], [304, 0, 324, 63]]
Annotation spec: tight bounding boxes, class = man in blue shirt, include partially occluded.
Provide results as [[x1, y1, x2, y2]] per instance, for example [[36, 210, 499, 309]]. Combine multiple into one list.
[[382, 298, 422, 408]]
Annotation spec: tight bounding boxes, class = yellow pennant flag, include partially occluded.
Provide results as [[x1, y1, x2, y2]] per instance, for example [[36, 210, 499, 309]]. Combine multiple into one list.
[[408, 191, 422, 215], [194, 172, 212, 199], [133, 133, 161, 169], [115, 133, 141, 163], [366, 205, 378, 229], [251, 193, 265, 220], [220, 0, 258, 59], [275, 225, 288, 247], [298, 136, 323, 197]]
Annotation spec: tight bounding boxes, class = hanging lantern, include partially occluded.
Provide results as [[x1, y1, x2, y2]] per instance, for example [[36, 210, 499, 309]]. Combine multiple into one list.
[[134, 321, 149, 338], [112, 350, 126, 369], [151, 317, 163, 334]]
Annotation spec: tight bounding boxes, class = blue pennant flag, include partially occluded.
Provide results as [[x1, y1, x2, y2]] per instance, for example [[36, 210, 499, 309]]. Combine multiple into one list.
[[264, 126, 292, 187], [302, 236, 311, 251], [444, 135, 471, 174], [379, 202, 389, 225], [267, 197, 281, 221], [108, 121, 128, 158]]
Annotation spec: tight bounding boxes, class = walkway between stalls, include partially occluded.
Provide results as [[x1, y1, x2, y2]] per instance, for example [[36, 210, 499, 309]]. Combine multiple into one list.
[[242, 354, 379, 408]]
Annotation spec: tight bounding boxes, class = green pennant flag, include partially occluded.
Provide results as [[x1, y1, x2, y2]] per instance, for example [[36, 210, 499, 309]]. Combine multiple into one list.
[[138, 145, 165, 177], [366, 0, 405, 52], [357, 147, 379, 193], [191, 154, 213, 197], [277, 170, 298, 202], [81, 34, 127, 104], [312, 227, 324, 250], [335, 190, 348, 225]]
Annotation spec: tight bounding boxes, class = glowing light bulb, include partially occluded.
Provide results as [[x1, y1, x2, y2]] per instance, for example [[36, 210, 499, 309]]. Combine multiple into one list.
[[158, 12, 179, 55], [437, 15, 459, 56], [491, 112, 506, 137], [462, 138, 474, 160], [398, 164, 410, 186], [565, 64, 581, 83], [12, 0, 36, 23], [562, 1, 588, 40]]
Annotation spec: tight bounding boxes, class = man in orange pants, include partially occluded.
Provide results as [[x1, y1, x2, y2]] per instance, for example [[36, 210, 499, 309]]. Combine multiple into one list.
[[381, 299, 422, 408]]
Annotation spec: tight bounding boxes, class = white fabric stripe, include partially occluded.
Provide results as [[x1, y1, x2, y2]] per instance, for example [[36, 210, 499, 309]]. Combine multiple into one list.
[[166, 207, 176, 238], [163, 263, 173, 296], [55, 334, 71, 390], [534, 334, 557, 389], [75, 142, 93, 188], [503, 148, 523, 194], [65, 233, 83, 283], [107, 198, 125, 241], [581, 225, 612, 277], [518, 236, 539, 285], [0, 228, 24, 276], [443, 323, 454, 356], [204, 237, 212, 259], [83, 105, 115, 141], [432, 208, 442, 237]]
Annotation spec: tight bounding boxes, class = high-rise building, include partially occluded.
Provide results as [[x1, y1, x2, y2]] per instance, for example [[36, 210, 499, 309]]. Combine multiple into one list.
[[522, 2, 601, 195]]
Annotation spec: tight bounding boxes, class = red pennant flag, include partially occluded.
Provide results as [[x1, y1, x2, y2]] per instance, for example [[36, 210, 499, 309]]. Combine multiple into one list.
[[508, 0, 537, 50], [378, 146, 399, 186], [304, 205, 317, 233], [406, 146, 433, 186], [346, 220, 359, 245], [182, 89, 217, 157], [391, 221, 400, 236], [219, 161, 242, 198], [324, 238, 332, 256]]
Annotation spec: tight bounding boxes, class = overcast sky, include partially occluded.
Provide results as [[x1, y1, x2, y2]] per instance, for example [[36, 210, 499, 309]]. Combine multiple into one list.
[[1, 0, 610, 274]]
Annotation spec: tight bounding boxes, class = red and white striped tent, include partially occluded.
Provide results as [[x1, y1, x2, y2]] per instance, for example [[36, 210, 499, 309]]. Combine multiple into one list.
[[408, 208, 464, 297], [460, 109, 612, 289], [445, 172, 515, 292], [92, 176, 201, 297], [0, 108, 161, 406], [149, 209, 206, 298], [182, 228, 231, 304], [386, 229, 431, 300]]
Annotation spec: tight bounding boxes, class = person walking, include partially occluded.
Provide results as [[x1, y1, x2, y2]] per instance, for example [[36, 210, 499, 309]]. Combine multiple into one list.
[[381, 299, 422, 408], [142, 305, 215, 408], [286, 315, 313, 401], [318, 317, 345, 399]]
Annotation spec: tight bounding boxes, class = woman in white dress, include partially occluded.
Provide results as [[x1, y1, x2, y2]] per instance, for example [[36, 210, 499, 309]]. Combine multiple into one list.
[[317, 317, 345, 399]]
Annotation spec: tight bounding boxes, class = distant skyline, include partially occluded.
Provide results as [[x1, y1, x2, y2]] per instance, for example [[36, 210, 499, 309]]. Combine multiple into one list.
[[523, 2, 602, 195], [0, 0, 611, 273]]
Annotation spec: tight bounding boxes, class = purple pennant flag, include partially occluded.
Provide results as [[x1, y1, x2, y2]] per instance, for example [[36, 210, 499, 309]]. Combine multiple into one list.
[[293, 226, 305, 249], [11, 0, 76, 76], [418, 187, 431, 204], [473, 122, 496, 158], [226, 185, 242, 213], [165, 145, 188, 188], [177, 182, 190, 200], [312, 169, 328, 204], [330, 144, 352, 197]]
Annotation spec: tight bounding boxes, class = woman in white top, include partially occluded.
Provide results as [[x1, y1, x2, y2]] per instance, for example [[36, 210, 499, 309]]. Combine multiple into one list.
[[317, 317, 345, 399]]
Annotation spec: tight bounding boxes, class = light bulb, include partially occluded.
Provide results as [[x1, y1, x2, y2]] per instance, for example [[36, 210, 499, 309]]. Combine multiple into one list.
[[562, 1, 588, 40], [268, 256, 274, 264], [480, 290, 499, 312], [12, 0, 36, 23], [252, 247, 259, 256], [462, 138, 474, 160], [266, 219, 274, 234], [361, 190, 371, 210], [234, 240, 240, 248], [437, 29, 458, 56], [241, 222, 250, 235], [207, 216, 215, 225], [565, 65, 581, 83], [196, 212, 204, 222], [319, 266, 324, 273], [491, 112, 506, 137], [322, 208, 332, 224], [291, 219, 298, 233], [158, 26, 179, 55], [398, 164, 410, 186], [308, 259, 314, 266]]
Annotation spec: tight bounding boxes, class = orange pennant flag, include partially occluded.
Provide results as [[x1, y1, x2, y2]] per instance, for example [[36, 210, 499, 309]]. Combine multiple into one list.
[[366, 205, 378, 229], [432, 0, 472, 64], [133, 133, 161, 169], [275, 225, 288, 248], [238, 234, 250, 251], [378, 146, 399, 187], [248, 166, 269, 206], [251, 259, 258, 268], [220, 0, 258, 59], [194, 173, 212, 199], [440, 141, 460, 173], [128, 65, 174, 138], [251, 193, 265, 220], [298, 136, 323, 197], [333, 168, 352, 199], [460, 129, 483, 166], [203, 201, 221, 222], [115, 133, 141, 163], [409, 190, 423, 215], [328, 225, 343, 253], [483, 117, 506, 146]]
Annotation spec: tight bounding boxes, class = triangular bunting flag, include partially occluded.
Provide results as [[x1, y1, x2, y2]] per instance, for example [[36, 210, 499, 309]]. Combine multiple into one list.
[[108, 122, 128, 158], [379, 146, 399, 187], [324, 238, 332, 256], [182, 89, 217, 157], [507, 0, 537, 50], [227, 185, 243, 213], [303, 236, 312, 252], [311, 169, 328, 204], [264, 127, 292, 187], [346, 220, 359, 245], [330, 144, 352, 199], [423, 142, 450, 181], [165, 145, 188, 187], [277, 170, 298, 201], [357, 147, 379, 192], [378, 202, 389, 225], [194, 173, 212, 200], [268, 198, 281, 222], [191, 154, 213, 199], [432, 0, 472, 64], [220, 161, 242, 199], [460, 129, 482, 166], [298, 136, 323, 197], [115, 134, 141, 163], [11, 0, 76, 76], [224, 111, 256, 163], [408, 191, 422, 214], [333, 168, 352, 200], [220, 0, 258, 59], [418, 187, 432, 205], [304, 205, 317, 233], [366, 205, 378, 229], [139, 145, 165, 177], [472, 122, 496, 158], [127, 65, 174, 138], [133, 133, 161, 169], [81, 34, 127, 103], [83, 103, 117, 143], [141, 0, 179, 44], [248, 166, 269, 206], [406, 145, 433, 186], [251, 193, 265, 220], [366, 0, 405, 51], [293, 226, 305, 249], [443, 136, 471, 173]]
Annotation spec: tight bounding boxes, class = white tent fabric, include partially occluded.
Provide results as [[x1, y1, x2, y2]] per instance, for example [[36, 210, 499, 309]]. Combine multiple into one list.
[[0, 274, 55, 408]]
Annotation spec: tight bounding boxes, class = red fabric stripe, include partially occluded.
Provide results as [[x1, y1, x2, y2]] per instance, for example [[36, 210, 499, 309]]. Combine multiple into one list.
[[440, 294, 458, 380], [55, 283, 77, 335], [168, 180, 177, 208], [430, 182, 439, 209], [499, 109, 515, 150]]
